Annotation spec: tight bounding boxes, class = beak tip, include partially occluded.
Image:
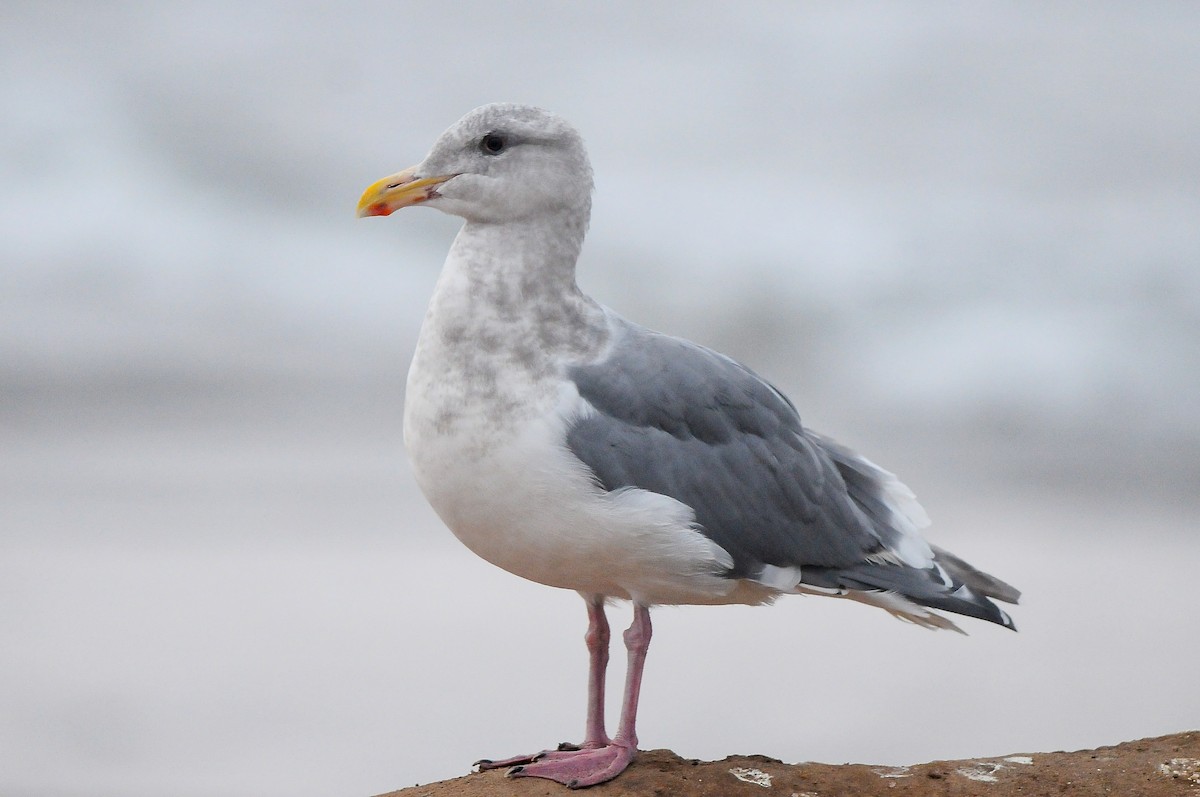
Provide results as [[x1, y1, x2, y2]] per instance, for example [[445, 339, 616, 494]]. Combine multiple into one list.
[[357, 166, 445, 219], [357, 203, 393, 218]]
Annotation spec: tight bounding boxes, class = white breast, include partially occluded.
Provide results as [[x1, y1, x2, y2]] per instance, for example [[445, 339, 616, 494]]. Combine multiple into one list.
[[402, 249, 736, 605]]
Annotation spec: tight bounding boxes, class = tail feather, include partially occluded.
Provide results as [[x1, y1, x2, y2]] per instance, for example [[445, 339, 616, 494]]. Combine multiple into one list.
[[802, 433, 1020, 632], [802, 558, 1018, 631], [932, 545, 1021, 604]]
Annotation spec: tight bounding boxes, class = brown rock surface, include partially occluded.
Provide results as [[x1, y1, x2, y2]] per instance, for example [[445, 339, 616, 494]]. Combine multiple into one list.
[[377, 732, 1200, 796]]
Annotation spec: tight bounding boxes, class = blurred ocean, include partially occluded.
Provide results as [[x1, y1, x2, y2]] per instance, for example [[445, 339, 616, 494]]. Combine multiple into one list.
[[2, 3, 1198, 796]]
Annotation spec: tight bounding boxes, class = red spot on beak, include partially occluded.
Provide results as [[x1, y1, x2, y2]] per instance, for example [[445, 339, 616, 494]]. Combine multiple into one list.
[[363, 203, 393, 217]]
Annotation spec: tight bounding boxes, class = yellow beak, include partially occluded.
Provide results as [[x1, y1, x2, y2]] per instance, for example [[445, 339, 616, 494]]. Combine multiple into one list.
[[356, 166, 455, 217]]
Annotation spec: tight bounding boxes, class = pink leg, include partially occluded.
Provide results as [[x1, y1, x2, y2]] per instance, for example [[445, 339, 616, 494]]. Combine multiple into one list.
[[612, 603, 651, 750], [499, 604, 652, 788], [475, 597, 611, 770], [581, 597, 612, 747]]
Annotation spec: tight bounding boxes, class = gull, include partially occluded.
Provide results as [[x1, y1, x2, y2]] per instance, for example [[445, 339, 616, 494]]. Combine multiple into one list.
[[357, 103, 1019, 789]]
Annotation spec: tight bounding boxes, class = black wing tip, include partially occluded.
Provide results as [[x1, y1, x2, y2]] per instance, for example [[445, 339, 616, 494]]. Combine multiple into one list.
[[931, 544, 1021, 605], [926, 591, 1019, 632]]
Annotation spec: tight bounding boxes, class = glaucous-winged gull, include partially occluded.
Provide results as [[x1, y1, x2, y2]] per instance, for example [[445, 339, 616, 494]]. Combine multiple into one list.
[[357, 103, 1019, 789]]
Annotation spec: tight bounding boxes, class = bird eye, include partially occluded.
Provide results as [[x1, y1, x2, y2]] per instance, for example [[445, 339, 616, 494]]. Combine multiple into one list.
[[480, 133, 507, 155]]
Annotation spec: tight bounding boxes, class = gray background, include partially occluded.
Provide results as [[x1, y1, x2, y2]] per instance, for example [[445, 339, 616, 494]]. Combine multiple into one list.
[[3, 3, 1198, 796]]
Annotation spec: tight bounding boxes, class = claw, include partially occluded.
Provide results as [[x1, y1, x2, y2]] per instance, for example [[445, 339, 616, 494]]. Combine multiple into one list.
[[475, 750, 547, 771]]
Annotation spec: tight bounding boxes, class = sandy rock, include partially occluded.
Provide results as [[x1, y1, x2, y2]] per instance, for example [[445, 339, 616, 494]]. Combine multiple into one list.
[[377, 732, 1200, 796]]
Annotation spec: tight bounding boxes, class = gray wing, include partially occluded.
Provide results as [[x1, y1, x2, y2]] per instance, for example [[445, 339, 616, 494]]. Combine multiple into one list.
[[566, 321, 1018, 628]]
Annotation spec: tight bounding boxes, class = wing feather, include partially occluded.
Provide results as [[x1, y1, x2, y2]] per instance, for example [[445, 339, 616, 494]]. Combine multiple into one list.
[[565, 319, 1018, 629]]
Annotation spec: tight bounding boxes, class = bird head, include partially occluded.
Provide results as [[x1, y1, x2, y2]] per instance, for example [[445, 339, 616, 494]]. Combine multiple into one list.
[[357, 103, 593, 225]]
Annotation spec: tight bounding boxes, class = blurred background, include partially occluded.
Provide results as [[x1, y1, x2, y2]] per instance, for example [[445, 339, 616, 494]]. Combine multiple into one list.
[[2, 3, 1198, 796]]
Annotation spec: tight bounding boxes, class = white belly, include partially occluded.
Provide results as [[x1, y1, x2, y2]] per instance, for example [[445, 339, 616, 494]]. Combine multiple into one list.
[[402, 343, 736, 605]]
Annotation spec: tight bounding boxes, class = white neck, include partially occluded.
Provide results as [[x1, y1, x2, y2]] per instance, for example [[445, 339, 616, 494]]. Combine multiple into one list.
[[417, 209, 610, 378], [403, 208, 609, 451], [448, 209, 588, 302]]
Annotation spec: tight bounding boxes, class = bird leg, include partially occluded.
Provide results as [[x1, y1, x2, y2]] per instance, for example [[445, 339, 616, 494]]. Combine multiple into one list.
[[474, 597, 612, 770], [495, 604, 651, 788], [581, 596, 612, 748], [612, 603, 651, 751]]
